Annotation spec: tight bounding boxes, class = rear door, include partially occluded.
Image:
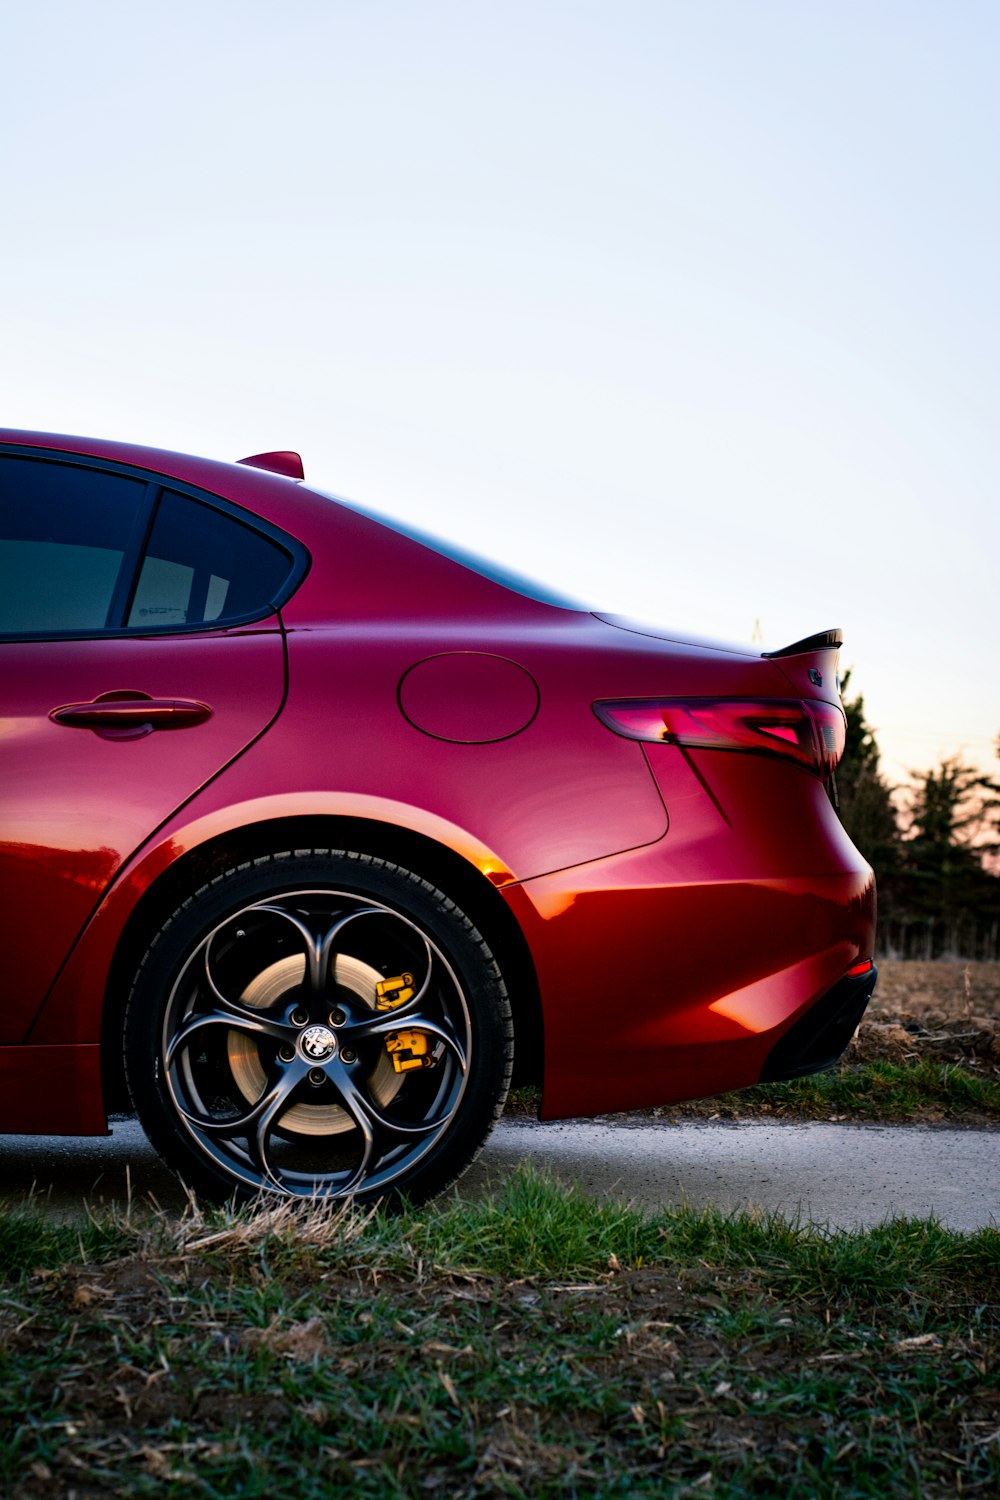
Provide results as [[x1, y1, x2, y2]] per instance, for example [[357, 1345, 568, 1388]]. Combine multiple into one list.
[[0, 452, 301, 1040]]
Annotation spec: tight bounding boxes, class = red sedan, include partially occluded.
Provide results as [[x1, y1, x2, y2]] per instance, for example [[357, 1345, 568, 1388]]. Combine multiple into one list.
[[0, 431, 876, 1203]]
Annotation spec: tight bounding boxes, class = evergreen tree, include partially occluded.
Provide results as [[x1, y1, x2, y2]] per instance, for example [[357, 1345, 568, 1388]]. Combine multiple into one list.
[[980, 735, 1000, 872], [899, 754, 1000, 950], [835, 686, 1000, 954], [836, 670, 899, 878], [905, 759, 982, 875]]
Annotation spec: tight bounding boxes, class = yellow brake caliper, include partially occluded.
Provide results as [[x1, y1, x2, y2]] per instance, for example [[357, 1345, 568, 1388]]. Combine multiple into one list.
[[375, 973, 415, 1011], [385, 1030, 432, 1072], [376, 973, 436, 1073]]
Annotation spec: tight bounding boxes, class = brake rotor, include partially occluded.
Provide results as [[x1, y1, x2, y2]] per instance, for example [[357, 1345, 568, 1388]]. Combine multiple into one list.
[[227, 952, 404, 1136]]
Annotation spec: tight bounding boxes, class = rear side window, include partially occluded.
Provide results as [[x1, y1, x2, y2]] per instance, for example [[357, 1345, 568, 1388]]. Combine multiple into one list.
[[0, 453, 302, 639], [0, 457, 146, 633], [126, 491, 292, 629]]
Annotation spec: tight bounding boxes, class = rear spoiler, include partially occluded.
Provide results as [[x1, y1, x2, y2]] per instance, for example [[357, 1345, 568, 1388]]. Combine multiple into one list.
[[763, 628, 842, 659]]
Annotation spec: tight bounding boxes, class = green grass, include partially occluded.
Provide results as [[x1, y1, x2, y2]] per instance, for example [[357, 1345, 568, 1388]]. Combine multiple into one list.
[[712, 1058, 1000, 1121], [1, 1169, 998, 1498], [0, 1207, 131, 1283], [509, 1058, 1000, 1124]]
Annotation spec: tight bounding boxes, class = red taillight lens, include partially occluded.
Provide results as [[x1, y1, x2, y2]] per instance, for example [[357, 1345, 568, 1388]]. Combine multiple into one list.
[[593, 697, 846, 778]]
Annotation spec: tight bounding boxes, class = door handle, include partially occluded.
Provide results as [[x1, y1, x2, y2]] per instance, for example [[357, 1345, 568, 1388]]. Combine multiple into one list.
[[50, 693, 213, 738]]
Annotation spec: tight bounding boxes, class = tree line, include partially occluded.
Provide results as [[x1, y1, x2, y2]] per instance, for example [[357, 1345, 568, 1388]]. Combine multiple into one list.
[[836, 674, 1000, 960]]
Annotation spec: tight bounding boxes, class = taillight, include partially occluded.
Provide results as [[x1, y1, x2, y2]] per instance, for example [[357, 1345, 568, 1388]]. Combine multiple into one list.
[[593, 697, 846, 778]]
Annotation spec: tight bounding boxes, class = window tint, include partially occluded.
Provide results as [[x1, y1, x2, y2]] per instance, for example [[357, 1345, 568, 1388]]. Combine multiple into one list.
[[0, 457, 146, 634], [126, 491, 292, 629]]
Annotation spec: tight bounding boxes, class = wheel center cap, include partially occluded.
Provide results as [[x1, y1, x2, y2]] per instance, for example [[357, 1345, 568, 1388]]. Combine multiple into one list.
[[300, 1025, 338, 1063]]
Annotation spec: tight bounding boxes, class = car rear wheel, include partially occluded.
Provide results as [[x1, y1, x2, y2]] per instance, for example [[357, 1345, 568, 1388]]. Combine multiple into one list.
[[124, 850, 513, 1204]]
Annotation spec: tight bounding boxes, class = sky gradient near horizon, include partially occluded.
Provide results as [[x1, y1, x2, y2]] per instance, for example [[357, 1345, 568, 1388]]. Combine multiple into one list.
[[2, 1, 997, 788]]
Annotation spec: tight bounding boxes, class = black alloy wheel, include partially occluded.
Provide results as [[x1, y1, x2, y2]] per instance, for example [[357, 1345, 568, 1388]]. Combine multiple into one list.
[[124, 851, 513, 1204]]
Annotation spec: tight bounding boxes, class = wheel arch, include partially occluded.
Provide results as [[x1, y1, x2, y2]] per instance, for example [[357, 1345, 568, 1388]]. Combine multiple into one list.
[[101, 814, 543, 1112]]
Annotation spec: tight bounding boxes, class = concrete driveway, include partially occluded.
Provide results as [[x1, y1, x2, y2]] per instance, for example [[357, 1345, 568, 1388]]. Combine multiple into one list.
[[466, 1118, 1000, 1233], [2, 1116, 997, 1232]]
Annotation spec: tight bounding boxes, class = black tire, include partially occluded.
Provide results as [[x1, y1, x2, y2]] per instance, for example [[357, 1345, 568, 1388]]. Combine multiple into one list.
[[124, 850, 513, 1205]]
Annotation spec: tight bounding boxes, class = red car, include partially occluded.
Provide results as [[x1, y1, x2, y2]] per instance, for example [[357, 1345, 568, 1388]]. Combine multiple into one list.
[[0, 431, 876, 1203]]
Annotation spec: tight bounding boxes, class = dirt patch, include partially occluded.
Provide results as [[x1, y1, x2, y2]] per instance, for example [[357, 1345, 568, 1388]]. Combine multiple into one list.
[[860, 961, 1000, 1067], [870, 960, 999, 1025]]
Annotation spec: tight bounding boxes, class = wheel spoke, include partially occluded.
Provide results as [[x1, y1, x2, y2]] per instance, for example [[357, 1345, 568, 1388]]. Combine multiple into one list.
[[176, 1055, 310, 1137], [165, 1003, 294, 1069], [250, 1061, 317, 1190], [333, 1061, 460, 1144], [208, 901, 387, 1001], [319, 1076, 377, 1196], [348, 1011, 468, 1071], [318, 906, 385, 980], [245, 904, 325, 991]]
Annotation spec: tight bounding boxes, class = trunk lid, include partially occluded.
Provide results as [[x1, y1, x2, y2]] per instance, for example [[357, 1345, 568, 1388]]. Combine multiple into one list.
[[762, 628, 843, 702]]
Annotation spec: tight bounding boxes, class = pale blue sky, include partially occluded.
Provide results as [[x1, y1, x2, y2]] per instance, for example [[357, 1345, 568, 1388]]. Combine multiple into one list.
[[3, 1, 997, 785]]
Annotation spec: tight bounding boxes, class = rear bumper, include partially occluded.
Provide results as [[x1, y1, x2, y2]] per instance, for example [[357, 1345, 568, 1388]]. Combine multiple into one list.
[[760, 963, 878, 1082], [503, 832, 877, 1119]]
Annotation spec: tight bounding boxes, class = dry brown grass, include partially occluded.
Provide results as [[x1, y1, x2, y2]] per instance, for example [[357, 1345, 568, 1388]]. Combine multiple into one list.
[[871, 960, 1000, 1024], [858, 960, 1000, 1069]]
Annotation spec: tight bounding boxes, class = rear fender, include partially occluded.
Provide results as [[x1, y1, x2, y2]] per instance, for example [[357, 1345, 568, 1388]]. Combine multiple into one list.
[[27, 791, 516, 1052]]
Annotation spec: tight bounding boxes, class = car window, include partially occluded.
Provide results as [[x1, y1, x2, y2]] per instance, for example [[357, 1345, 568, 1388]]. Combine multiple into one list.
[[0, 456, 147, 634], [126, 490, 294, 629]]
